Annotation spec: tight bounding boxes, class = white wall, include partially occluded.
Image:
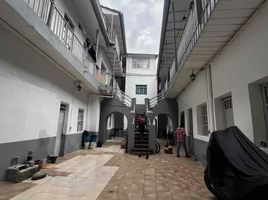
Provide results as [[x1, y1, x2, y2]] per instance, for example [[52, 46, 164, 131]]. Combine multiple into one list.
[[87, 95, 101, 133], [126, 56, 157, 75], [177, 4, 268, 143], [125, 75, 157, 104], [177, 70, 209, 142], [211, 4, 268, 142], [0, 22, 97, 144], [125, 55, 158, 104]]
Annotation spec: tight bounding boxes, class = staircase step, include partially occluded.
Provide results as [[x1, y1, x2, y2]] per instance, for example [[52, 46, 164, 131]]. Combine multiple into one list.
[[134, 144, 149, 148], [135, 131, 149, 134], [131, 148, 153, 155], [134, 141, 149, 144]]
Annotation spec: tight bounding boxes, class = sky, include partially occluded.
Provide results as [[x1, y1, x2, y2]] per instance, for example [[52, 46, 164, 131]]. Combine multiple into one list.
[[100, 0, 164, 54]]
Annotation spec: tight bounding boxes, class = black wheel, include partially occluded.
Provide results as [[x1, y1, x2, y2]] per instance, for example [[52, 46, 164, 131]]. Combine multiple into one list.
[[155, 139, 160, 153]]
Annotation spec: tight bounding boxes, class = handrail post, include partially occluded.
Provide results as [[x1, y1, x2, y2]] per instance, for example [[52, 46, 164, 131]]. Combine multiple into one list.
[[46, 0, 55, 27]]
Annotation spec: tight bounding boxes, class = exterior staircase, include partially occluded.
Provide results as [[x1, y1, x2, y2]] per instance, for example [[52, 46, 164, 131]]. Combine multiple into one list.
[[131, 131, 153, 155]]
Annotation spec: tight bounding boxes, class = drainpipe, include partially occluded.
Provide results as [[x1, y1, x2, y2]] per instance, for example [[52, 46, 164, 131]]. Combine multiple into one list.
[[206, 64, 215, 132], [112, 50, 116, 95], [95, 29, 100, 60]]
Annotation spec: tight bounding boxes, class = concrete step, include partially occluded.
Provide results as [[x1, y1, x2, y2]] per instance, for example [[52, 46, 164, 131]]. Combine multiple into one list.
[[134, 144, 149, 148], [131, 148, 153, 155], [134, 140, 149, 144]]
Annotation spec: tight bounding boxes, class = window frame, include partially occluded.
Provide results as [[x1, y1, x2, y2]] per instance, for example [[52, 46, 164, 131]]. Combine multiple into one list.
[[136, 85, 147, 95], [77, 108, 84, 132]]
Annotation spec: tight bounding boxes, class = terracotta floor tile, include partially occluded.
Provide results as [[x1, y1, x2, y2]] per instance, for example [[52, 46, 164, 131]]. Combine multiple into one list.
[[1, 144, 215, 200]]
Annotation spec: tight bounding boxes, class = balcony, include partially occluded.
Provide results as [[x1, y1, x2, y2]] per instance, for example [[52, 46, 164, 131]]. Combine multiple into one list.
[[0, 0, 112, 92], [160, 0, 265, 97], [105, 27, 123, 74]]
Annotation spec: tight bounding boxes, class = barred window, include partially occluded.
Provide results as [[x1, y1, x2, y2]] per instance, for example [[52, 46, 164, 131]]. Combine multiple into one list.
[[132, 59, 149, 69], [201, 104, 209, 135], [223, 97, 232, 110], [197, 103, 209, 136], [136, 85, 147, 95], [77, 109, 84, 132]]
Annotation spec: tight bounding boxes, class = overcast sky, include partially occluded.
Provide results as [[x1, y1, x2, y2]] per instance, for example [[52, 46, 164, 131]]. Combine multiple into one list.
[[100, 0, 164, 54]]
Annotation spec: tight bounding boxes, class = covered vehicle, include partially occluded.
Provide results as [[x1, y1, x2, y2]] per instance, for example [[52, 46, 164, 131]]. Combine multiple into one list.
[[204, 126, 268, 200]]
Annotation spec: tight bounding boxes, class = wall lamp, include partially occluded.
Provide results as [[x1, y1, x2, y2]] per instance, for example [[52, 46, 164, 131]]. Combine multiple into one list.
[[190, 69, 196, 81], [77, 81, 82, 91]]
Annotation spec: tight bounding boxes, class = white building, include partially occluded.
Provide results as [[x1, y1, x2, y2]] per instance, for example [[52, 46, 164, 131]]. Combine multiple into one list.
[[0, 0, 125, 180], [125, 53, 158, 105], [158, 0, 268, 163]]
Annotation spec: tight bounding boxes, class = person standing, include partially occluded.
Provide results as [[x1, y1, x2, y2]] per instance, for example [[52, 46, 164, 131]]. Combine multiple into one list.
[[176, 125, 191, 157], [139, 116, 146, 141]]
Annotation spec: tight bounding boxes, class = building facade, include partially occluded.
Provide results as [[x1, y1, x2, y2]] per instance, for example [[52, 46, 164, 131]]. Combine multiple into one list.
[[0, 0, 126, 180], [158, 0, 268, 163], [125, 53, 158, 105]]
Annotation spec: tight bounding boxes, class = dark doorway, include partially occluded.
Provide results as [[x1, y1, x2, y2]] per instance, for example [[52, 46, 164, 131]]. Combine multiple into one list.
[[180, 111, 185, 127], [188, 108, 194, 155], [55, 103, 68, 156]]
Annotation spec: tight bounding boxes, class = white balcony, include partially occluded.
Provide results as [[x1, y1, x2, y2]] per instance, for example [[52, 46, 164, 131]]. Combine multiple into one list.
[[159, 0, 266, 97], [0, 0, 112, 93]]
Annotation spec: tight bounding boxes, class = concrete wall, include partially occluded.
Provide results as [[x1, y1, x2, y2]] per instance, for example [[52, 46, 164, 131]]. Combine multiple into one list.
[[0, 21, 100, 180], [125, 75, 157, 104], [176, 4, 268, 163], [125, 55, 158, 104], [126, 56, 157, 75]]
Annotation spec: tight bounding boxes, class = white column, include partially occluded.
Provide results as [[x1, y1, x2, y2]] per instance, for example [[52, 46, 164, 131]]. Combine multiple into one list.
[[206, 64, 215, 132]]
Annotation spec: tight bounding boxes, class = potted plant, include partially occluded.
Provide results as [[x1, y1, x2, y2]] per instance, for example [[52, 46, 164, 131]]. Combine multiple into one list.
[[27, 151, 33, 161]]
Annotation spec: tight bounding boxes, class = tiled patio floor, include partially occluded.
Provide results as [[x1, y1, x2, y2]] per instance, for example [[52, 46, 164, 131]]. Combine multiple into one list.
[[0, 145, 216, 200]]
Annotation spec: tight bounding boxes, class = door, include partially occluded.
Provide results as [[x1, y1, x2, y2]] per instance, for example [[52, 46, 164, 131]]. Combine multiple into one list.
[[223, 97, 234, 128], [54, 104, 67, 156], [262, 84, 268, 136], [188, 109, 194, 155]]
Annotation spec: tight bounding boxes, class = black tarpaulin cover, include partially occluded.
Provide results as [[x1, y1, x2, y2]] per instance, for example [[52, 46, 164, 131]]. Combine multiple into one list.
[[204, 126, 268, 200]]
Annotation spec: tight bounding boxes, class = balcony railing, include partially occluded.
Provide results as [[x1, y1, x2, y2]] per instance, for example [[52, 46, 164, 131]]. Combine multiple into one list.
[[114, 88, 132, 108], [168, 0, 218, 88], [23, 0, 110, 85], [95, 69, 112, 85]]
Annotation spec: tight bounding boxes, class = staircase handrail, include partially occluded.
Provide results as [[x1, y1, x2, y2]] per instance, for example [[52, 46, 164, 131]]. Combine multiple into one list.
[[114, 88, 132, 107], [149, 93, 164, 108]]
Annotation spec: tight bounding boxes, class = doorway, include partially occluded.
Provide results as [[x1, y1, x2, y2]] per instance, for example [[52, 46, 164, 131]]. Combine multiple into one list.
[[188, 108, 194, 155], [262, 84, 268, 139], [180, 111, 185, 127], [215, 94, 234, 130], [54, 103, 68, 156]]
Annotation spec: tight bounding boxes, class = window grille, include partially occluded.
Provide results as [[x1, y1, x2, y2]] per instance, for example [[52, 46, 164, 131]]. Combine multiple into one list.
[[132, 59, 149, 69], [77, 109, 84, 132], [200, 104, 209, 136], [136, 85, 147, 95]]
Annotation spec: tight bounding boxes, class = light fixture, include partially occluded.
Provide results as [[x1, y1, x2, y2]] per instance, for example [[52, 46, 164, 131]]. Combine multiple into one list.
[[189, 69, 196, 81], [77, 81, 82, 91]]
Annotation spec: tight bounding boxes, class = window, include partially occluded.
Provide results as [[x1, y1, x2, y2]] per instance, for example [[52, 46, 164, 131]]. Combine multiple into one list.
[[201, 104, 209, 135], [77, 109, 84, 132], [197, 103, 209, 136], [132, 58, 149, 69], [223, 97, 233, 110], [136, 85, 147, 95]]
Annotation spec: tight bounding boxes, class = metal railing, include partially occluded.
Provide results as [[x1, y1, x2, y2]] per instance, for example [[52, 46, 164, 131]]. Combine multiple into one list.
[[149, 92, 164, 108], [23, 0, 112, 85], [114, 88, 132, 107], [168, 0, 219, 87], [95, 68, 112, 85]]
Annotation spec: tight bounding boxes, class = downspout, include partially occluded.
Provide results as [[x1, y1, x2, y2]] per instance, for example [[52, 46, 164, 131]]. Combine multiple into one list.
[[90, 0, 114, 47], [206, 64, 215, 132]]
